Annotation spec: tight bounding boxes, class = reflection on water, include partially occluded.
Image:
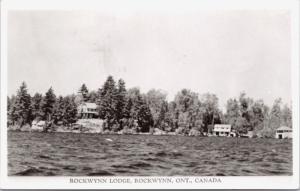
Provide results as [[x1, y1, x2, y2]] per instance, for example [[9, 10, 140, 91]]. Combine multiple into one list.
[[8, 131, 292, 176]]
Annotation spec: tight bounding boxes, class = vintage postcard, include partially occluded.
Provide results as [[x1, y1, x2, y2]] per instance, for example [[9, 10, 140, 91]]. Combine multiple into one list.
[[0, 0, 299, 189]]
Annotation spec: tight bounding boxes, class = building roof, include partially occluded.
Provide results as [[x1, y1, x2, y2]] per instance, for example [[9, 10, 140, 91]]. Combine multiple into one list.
[[277, 126, 292, 131], [81, 102, 97, 109]]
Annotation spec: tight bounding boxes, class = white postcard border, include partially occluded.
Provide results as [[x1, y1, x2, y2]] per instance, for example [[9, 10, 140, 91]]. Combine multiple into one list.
[[1, 0, 299, 189]]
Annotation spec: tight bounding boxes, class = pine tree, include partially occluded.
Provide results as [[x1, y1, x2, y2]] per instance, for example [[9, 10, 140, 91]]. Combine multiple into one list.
[[132, 94, 144, 119], [137, 99, 154, 132], [78, 83, 89, 102], [63, 95, 78, 125], [53, 96, 65, 124], [157, 100, 168, 129], [97, 76, 118, 128], [10, 82, 32, 126], [124, 88, 155, 132], [123, 98, 133, 119], [41, 87, 56, 121], [31, 93, 43, 121], [115, 79, 127, 122]]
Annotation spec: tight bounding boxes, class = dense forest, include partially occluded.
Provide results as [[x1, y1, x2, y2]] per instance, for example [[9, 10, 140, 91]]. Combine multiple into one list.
[[7, 75, 292, 137]]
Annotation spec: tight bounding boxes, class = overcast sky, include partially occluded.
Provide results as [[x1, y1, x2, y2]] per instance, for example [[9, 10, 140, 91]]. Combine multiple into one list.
[[8, 10, 291, 109]]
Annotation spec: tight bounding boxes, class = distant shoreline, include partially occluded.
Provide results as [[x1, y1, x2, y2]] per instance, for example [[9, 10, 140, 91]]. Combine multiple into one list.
[[7, 128, 287, 139], [7, 127, 177, 136]]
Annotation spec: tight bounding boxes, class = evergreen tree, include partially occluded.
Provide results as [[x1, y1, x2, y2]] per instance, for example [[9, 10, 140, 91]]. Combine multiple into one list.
[[115, 79, 127, 122], [31, 93, 43, 121], [78, 83, 89, 102], [155, 100, 172, 131], [41, 87, 56, 121], [10, 82, 32, 126], [126, 88, 142, 119], [137, 100, 154, 132], [97, 76, 118, 128], [63, 95, 78, 125], [125, 88, 155, 132], [166, 101, 178, 131], [53, 96, 65, 124], [131, 94, 144, 119], [123, 98, 133, 119]]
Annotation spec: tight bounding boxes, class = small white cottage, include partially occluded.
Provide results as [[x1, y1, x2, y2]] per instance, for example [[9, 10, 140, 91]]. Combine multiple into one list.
[[77, 102, 98, 119], [212, 124, 231, 137], [275, 126, 292, 139]]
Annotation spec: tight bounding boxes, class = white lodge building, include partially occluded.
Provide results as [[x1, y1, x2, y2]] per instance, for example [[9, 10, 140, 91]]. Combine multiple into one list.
[[77, 102, 98, 119], [275, 126, 292, 139], [212, 124, 232, 137]]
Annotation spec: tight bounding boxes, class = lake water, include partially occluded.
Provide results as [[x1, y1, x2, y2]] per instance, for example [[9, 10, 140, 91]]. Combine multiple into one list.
[[8, 131, 292, 176]]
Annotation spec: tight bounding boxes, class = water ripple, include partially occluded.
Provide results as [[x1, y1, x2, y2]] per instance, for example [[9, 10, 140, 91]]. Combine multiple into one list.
[[8, 131, 292, 176]]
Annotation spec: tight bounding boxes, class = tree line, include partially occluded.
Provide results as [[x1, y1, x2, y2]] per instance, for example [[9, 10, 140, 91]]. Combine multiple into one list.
[[7, 83, 77, 128], [7, 76, 292, 137]]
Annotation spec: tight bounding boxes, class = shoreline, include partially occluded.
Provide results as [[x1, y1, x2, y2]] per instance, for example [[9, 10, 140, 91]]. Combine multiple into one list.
[[7, 128, 286, 139], [7, 128, 181, 136]]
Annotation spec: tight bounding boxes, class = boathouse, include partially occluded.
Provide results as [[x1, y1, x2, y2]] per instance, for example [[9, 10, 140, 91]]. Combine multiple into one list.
[[275, 126, 292, 139], [77, 102, 98, 119], [212, 124, 231, 137]]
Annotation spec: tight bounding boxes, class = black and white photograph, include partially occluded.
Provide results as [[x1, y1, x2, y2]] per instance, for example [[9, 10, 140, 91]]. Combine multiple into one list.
[[0, 0, 299, 189]]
